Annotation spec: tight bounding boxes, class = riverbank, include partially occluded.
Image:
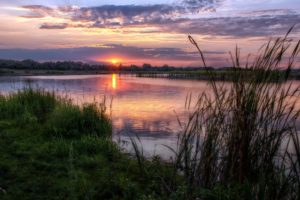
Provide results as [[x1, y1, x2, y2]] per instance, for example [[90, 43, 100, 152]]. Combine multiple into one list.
[[0, 89, 155, 199], [0, 68, 112, 76], [0, 85, 299, 199], [2, 68, 300, 82]]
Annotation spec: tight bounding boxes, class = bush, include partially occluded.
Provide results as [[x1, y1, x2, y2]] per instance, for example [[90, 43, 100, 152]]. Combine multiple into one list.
[[0, 88, 112, 138], [82, 103, 112, 138], [0, 88, 59, 122], [47, 103, 111, 138]]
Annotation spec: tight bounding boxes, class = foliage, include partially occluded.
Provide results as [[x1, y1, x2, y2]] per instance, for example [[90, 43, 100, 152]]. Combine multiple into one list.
[[0, 88, 58, 123], [131, 29, 300, 200], [47, 102, 111, 138]]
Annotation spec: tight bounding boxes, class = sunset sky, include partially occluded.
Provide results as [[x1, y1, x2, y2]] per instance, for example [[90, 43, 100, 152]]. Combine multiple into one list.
[[0, 0, 299, 66]]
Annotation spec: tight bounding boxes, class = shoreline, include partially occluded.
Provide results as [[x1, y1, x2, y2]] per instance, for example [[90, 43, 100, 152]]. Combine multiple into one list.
[[1, 68, 300, 82]]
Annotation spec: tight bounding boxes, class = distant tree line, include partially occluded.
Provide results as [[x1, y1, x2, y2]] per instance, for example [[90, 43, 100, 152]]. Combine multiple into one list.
[[0, 59, 222, 72], [1, 59, 297, 74], [0, 59, 108, 71]]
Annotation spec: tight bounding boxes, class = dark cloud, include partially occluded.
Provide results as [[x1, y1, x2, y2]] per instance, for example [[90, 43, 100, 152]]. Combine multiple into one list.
[[21, 5, 55, 18], [72, 5, 183, 26], [239, 9, 297, 16], [57, 5, 78, 13], [21, 4, 76, 19], [181, 0, 223, 12], [107, 13, 297, 37], [70, 1, 223, 26], [40, 23, 68, 29], [20, 3, 300, 38], [21, 0, 220, 25], [0, 44, 225, 63], [167, 14, 300, 37], [84, 12, 300, 37]]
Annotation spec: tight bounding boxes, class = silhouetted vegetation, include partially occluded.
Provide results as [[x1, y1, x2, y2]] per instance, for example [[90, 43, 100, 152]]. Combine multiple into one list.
[[0, 59, 197, 71], [2, 59, 300, 81], [130, 30, 300, 199]]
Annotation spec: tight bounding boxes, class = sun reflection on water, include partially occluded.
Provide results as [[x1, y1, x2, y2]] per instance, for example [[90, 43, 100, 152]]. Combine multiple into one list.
[[112, 74, 117, 89]]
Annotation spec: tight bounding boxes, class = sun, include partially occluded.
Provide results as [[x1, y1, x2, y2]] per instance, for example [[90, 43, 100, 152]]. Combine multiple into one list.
[[110, 58, 120, 65]]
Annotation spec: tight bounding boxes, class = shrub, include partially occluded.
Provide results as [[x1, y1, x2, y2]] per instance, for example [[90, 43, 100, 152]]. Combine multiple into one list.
[[82, 103, 112, 138], [47, 103, 83, 138], [0, 88, 112, 138], [47, 102, 111, 138], [0, 88, 59, 122]]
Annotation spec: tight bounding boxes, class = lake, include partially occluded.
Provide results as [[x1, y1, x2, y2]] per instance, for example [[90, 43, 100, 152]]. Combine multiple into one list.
[[0, 74, 213, 158], [1, 74, 299, 159]]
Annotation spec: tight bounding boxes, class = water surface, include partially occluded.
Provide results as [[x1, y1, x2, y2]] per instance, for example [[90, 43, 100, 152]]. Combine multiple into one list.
[[2, 74, 299, 158], [0, 74, 211, 158]]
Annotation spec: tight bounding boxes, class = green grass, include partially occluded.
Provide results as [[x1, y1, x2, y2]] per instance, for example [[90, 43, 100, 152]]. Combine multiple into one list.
[[46, 103, 111, 138], [0, 88, 163, 199]]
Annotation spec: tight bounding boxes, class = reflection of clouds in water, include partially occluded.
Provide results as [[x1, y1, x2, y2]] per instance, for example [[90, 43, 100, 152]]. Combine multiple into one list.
[[114, 116, 178, 138], [114, 135, 179, 160], [4, 75, 300, 158]]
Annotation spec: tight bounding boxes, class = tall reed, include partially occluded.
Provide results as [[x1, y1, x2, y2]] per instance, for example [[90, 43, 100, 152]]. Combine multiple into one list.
[[132, 28, 300, 199], [172, 27, 300, 199]]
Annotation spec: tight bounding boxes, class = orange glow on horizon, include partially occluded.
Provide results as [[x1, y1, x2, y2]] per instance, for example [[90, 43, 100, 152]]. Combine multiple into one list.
[[110, 58, 121, 65]]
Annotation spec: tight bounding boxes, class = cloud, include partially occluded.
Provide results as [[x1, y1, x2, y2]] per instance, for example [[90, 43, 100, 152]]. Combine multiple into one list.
[[0, 44, 225, 63], [238, 9, 297, 17], [70, 1, 223, 27], [83, 12, 300, 37], [161, 14, 300, 37], [20, 3, 300, 38], [21, 5, 77, 18], [72, 5, 183, 26], [40, 23, 68, 29], [21, 5, 54, 18], [21, 1, 220, 25], [181, 0, 223, 12]]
